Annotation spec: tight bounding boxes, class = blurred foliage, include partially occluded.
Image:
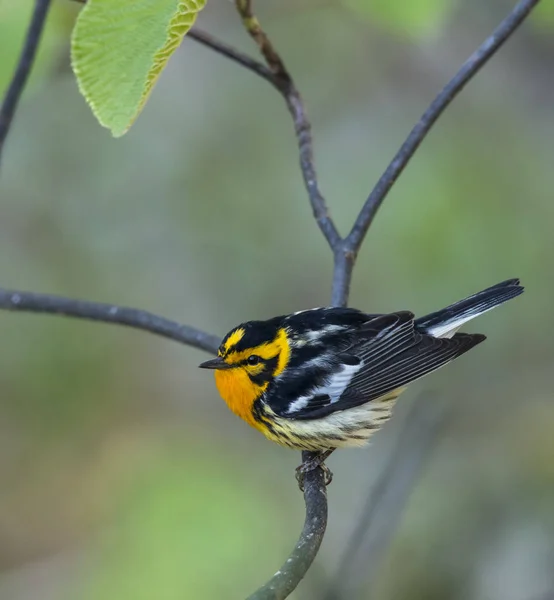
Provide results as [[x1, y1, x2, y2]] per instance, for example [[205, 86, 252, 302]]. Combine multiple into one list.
[[72, 440, 291, 600], [534, 0, 554, 25], [0, 1, 553, 600], [343, 0, 455, 37]]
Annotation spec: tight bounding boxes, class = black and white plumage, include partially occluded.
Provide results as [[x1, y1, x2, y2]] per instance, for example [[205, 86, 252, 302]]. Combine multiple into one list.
[[201, 279, 524, 451], [256, 279, 523, 449]]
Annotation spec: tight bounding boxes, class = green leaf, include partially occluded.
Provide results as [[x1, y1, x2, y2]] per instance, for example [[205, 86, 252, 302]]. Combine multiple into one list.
[[71, 0, 205, 137], [343, 0, 454, 37]]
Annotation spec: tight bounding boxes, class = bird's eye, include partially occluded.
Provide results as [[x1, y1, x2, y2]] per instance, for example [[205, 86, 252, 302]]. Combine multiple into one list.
[[247, 355, 260, 366]]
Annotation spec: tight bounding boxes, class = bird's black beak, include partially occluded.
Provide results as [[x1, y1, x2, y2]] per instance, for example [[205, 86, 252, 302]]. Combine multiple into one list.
[[198, 357, 233, 370]]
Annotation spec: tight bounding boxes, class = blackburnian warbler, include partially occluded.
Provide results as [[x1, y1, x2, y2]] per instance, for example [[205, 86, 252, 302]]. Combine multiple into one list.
[[200, 279, 523, 478]]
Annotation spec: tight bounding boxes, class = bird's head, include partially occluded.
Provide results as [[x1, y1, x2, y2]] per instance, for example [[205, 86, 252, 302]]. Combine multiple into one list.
[[199, 318, 291, 426]]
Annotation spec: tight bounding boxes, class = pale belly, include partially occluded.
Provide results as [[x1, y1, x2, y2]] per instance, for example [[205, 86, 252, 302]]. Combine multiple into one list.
[[261, 388, 404, 451]]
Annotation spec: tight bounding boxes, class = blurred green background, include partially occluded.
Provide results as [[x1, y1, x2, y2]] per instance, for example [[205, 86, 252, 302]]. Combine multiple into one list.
[[1, 1, 553, 599]]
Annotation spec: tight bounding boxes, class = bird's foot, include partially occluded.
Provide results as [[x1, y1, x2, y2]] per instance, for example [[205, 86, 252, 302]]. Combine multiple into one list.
[[295, 449, 334, 491]]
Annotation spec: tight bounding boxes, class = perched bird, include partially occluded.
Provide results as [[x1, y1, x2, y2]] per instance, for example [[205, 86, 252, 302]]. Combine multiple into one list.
[[200, 279, 523, 477]]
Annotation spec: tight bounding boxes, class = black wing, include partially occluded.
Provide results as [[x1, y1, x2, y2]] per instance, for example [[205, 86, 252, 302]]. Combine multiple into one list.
[[288, 312, 485, 420], [415, 278, 523, 335]]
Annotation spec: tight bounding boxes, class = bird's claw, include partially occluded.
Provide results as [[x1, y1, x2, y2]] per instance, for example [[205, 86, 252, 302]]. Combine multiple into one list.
[[295, 456, 333, 491]]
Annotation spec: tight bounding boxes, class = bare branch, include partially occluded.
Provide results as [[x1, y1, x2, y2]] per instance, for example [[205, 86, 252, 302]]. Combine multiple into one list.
[[187, 28, 274, 83], [0, 0, 52, 168], [247, 453, 328, 600], [330, 248, 355, 309], [231, 3, 334, 599], [234, 0, 287, 75], [234, 0, 341, 251], [345, 0, 541, 256], [225, 0, 540, 597], [0, 288, 220, 355]]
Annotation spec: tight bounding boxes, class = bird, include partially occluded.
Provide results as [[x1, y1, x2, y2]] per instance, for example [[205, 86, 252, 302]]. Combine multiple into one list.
[[199, 279, 523, 482]]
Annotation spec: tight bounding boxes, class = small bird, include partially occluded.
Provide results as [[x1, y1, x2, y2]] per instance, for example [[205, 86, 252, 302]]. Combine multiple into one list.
[[200, 279, 523, 480]]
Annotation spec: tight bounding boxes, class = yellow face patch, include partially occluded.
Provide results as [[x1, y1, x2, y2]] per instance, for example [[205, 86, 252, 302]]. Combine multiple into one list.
[[272, 328, 290, 377], [224, 327, 290, 374], [214, 328, 291, 431]]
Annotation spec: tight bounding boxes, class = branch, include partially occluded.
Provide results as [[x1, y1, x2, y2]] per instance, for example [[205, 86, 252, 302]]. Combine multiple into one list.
[[0, 288, 220, 355], [234, 0, 341, 251], [230, 4, 335, 599], [187, 28, 274, 83], [344, 0, 541, 256], [0, 0, 52, 168], [330, 248, 355, 309], [225, 0, 540, 597], [247, 454, 327, 600]]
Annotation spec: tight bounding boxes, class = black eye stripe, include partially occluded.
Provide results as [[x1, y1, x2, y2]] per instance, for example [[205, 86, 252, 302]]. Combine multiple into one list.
[[248, 373, 268, 385], [265, 355, 279, 372], [245, 355, 280, 385]]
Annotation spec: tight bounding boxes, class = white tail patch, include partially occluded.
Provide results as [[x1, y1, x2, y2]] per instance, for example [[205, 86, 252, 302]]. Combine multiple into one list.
[[427, 305, 497, 338]]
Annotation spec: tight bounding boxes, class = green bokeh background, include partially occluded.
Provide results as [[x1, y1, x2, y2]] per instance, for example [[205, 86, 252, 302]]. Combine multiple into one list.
[[0, 1, 553, 599]]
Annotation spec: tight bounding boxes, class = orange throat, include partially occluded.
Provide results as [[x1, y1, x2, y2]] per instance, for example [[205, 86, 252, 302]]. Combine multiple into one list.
[[214, 369, 266, 430]]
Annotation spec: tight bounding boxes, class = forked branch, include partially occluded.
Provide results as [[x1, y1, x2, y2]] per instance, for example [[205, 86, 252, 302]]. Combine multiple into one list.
[[229, 0, 541, 597]]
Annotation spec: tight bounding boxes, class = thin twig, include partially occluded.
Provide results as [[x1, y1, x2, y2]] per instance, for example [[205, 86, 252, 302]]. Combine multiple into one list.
[[344, 0, 541, 256], [233, 0, 287, 75], [0, 0, 52, 168], [231, 3, 334, 599], [247, 454, 327, 600], [0, 288, 220, 355], [234, 0, 341, 251], [187, 28, 274, 83]]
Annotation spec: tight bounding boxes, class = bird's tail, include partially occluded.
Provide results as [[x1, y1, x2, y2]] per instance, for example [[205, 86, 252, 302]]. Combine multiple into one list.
[[416, 278, 524, 338]]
